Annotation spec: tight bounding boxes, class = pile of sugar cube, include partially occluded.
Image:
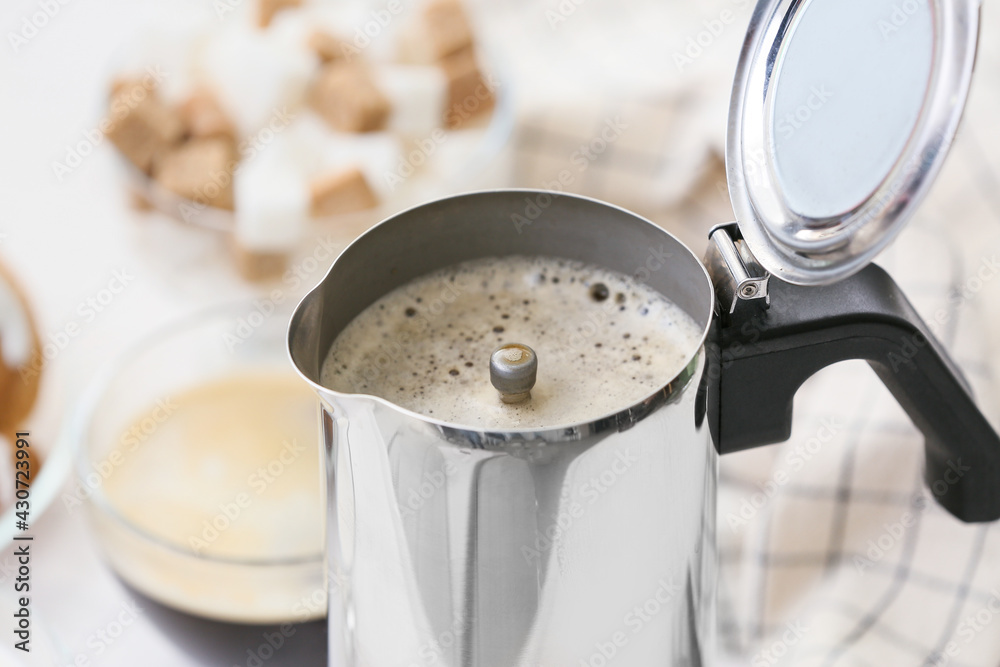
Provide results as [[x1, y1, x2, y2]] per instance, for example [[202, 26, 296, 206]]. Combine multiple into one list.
[[106, 0, 495, 280]]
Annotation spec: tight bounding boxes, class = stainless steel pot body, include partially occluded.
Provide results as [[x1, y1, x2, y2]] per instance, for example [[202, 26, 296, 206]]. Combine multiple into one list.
[[289, 191, 718, 666]]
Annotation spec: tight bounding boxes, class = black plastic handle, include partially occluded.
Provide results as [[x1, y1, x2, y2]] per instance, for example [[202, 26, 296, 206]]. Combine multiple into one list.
[[706, 264, 1000, 523]]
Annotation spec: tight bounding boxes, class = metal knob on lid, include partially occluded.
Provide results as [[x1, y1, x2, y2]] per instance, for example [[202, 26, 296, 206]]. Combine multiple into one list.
[[490, 344, 537, 404]]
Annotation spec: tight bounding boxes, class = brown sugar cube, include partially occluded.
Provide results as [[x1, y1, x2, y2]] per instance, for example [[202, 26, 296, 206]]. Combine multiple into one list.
[[109, 77, 132, 97], [128, 188, 154, 211], [153, 137, 237, 210], [308, 30, 349, 63], [105, 81, 185, 173], [440, 48, 494, 129], [309, 167, 378, 217], [259, 0, 301, 28], [178, 88, 236, 141], [310, 62, 389, 133], [423, 0, 474, 59], [233, 244, 288, 282], [400, 0, 473, 62]]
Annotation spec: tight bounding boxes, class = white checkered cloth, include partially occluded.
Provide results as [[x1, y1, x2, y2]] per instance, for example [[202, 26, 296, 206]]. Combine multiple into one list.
[[469, 0, 1000, 664]]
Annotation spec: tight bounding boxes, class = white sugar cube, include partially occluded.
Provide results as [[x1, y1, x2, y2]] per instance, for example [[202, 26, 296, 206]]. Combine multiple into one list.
[[274, 112, 337, 174], [198, 25, 317, 137], [424, 127, 481, 179], [373, 65, 448, 137], [233, 151, 309, 252], [282, 112, 404, 199], [265, 8, 314, 49], [320, 132, 404, 200], [266, 6, 351, 52], [395, 0, 474, 65]]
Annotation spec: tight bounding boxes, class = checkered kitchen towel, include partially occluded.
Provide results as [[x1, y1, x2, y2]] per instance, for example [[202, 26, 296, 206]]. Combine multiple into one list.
[[466, 0, 1000, 664]]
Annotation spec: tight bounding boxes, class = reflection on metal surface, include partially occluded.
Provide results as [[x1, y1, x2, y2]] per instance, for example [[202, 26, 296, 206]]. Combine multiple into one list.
[[320, 356, 715, 666]]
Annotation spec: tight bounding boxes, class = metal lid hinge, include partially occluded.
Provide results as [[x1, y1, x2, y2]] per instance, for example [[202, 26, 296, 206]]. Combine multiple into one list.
[[706, 223, 771, 323]]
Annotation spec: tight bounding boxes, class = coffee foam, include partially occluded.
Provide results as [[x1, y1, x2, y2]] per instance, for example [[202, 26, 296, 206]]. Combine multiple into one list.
[[321, 256, 704, 429]]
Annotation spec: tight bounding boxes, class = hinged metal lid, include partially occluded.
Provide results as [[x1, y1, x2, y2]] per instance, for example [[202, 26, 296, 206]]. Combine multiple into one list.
[[727, 0, 981, 286]]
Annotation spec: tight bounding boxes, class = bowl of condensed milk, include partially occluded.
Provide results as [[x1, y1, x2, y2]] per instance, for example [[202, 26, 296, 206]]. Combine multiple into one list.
[[70, 301, 324, 625]]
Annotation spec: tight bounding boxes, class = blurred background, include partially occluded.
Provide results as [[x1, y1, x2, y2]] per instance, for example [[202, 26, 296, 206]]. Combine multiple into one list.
[[1, 0, 1000, 665]]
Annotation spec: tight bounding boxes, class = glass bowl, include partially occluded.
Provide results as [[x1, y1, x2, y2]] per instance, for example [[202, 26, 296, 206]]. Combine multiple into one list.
[[70, 301, 325, 625]]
